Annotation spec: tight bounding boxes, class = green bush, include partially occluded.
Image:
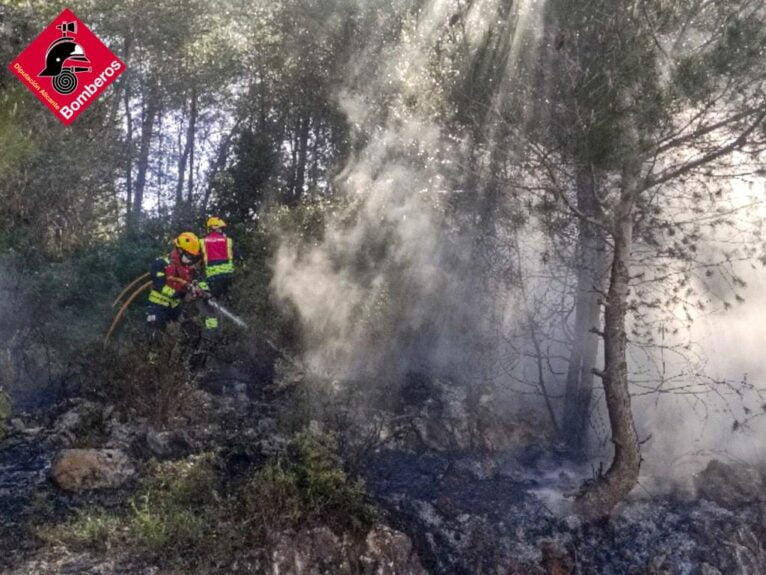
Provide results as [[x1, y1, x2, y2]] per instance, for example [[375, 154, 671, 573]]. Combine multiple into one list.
[[241, 432, 377, 535], [0, 389, 10, 438], [243, 461, 303, 527], [142, 453, 221, 507], [129, 493, 206, 554]]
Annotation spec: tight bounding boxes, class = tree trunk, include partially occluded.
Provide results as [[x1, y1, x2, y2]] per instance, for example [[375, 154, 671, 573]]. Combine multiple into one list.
[[187, 87, 197, 206], [288, 120, 299, 203], [175, 102, 190, 212], [129, 82, 159, 234], [575, 165, 641, 520], [310, 120, 322, 188], [124, 79, 133, 229], [562, 167, 606, 457], [293, 111, 310, 204], [156, 111, 164, 214], [202, 119, 241, 214]]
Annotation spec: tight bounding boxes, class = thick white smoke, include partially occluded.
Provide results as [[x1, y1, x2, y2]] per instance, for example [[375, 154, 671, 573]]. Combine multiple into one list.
[[637, 176, 766, 485], [272, 0, 548, 389]]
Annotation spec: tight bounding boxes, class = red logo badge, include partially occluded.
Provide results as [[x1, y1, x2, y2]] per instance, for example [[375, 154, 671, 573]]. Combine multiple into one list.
[[8, 8, 125, 125]]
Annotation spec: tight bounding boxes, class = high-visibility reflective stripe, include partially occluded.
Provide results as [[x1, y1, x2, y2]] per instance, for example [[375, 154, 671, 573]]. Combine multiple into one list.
[[205, 317, 219, 329], [206, 262, 234, 277], [148, 290, 173, 307], [161, 284, 176, 297]]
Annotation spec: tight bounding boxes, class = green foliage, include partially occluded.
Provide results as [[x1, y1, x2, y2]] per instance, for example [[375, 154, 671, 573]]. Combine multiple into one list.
[[131, 462, 203, 549], [0, 389, 10, 439], [142, 453, 221, 507], [129, 495, 206, 555], [674, 55, 712, 103], [126, 454, 223, 557], [243, 461, 304, 526], [673, 12, 766, 104], [264, 194, 341, 246], [212, 129, 280, 222], [0, 88, 36, 182], [242, 432, 377, 534], [39, 511, 124, 552]]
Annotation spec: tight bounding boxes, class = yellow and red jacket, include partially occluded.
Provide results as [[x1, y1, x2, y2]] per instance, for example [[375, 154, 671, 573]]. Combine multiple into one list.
[[147, 249, 198, 308], [202, 230, 235, 279]]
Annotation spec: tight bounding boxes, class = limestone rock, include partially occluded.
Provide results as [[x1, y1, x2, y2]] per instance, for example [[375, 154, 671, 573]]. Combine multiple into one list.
[[145, 429, 194, 459], [360, 525, 427, 574], [270, 527, 350, 575], [269, 526, 425, 575], [48, 400, 108, 448], [52, 449, 135, 491]]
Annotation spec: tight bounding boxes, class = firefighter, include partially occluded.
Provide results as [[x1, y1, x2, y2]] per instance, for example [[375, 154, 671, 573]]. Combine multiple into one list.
[[200, 217, 238, 331], [146, 232, 208, 331]]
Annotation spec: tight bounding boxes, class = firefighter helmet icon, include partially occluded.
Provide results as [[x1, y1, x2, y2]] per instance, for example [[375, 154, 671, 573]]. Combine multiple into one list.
[[38, 21, 91, 95]]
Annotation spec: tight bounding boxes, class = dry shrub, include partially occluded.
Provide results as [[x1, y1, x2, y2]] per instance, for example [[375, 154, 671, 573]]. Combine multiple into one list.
[[82, 325, 200, 426]]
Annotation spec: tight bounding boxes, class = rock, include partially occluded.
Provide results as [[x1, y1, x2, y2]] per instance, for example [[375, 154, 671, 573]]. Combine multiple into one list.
[[361, 525, 427, 574], [5, 417, 42, 438], [105, 420, 143, 450], [5, 548, 160, 574], [270, 527, 351, 574], [699, 563, 722, 575], [52, 449, 135, 491], [145, 429, 194, 459], [9, 418, 25, 433], [268, 526, 425, 575], [52, 401, 99, 433], [48, 400, 106, 448], [395, 372, 554, 452], [695, 459, 765, 508]]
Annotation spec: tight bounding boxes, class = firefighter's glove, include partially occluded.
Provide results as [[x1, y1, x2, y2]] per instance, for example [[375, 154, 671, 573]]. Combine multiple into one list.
[[190, 281, 211, 300]]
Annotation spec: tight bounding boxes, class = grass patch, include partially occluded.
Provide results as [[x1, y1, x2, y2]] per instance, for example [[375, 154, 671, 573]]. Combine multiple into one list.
[[240, 432, 377, 535]]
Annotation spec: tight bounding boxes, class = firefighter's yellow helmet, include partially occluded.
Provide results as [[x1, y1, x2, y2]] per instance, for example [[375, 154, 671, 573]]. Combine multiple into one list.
[[206, 216, 226, 230], [174, 232, 201, 256]]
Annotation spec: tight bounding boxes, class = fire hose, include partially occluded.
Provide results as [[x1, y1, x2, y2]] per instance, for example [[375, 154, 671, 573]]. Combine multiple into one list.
[[104, 274, 248, 346]]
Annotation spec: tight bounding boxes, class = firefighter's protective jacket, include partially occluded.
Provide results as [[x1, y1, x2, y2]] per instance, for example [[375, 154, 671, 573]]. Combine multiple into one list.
[[147, 249, 197, 308]]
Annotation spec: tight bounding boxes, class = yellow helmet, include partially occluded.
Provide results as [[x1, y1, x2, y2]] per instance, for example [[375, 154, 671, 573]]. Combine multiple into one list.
[[174, 232, 201, 256], [206, 216, 226, 230]]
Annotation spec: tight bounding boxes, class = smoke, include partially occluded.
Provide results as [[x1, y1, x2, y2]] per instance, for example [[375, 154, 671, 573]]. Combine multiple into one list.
[[270, 0, 766, 483], [636, 175, 766, 483], [273, 0, 548, 391]]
